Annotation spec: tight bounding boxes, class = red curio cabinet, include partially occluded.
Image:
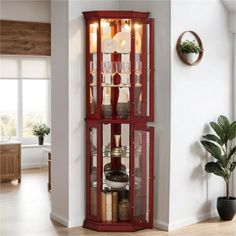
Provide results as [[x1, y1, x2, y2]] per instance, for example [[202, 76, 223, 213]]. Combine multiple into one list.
[[83, 11, 155, 232]]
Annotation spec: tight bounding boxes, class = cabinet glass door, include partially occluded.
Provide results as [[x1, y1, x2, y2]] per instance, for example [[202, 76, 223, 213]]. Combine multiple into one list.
[[86, 20, 101, 119], [131, 125, 154, 228], [86, 123, 102, 220], [132, 19, 154, 122]]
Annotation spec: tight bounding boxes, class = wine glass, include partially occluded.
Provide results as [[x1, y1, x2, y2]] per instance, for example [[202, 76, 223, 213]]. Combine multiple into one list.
[[90, 61, 97, 84], [102, 61, 117, 85], [117, 61, 131, 85], [102, 61, 111, 84], [135, 61, 142, 85], [110, 62, 117, 85]]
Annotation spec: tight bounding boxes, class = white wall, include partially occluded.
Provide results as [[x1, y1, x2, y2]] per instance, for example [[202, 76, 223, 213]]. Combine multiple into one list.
[[234, 33, 236, 197], [50, 0, 70, 226], [21, 145, 50, 169], [51, 0, 119, 227], [229, 11, 236, 197], [0, 0, 51, 23], [68, 0, 119, 227], [169, 0, 232, 230]]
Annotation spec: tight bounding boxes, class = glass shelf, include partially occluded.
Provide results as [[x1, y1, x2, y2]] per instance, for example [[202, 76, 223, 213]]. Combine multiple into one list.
[[101, 83, 131, 88], [90, 83, 142, 88], [103, 154, 130, 159]]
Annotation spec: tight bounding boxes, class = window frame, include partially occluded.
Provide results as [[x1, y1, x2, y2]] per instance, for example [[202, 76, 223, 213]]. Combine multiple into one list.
[[0, 55, 51, 144]]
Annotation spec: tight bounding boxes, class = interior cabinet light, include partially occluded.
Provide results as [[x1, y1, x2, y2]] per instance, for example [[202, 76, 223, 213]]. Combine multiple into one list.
[[123, 24, 130, 32], [101, 21, 110, 28], [91, 23, 98, 28], [134, 23, 141, 30]]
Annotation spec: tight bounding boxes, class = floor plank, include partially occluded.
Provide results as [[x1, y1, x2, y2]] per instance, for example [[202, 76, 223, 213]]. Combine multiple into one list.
[[0, 169, 235, 236]]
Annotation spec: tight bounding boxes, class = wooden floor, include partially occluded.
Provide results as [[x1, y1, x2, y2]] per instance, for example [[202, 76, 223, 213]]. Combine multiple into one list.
[[0, 169, 235, 236]]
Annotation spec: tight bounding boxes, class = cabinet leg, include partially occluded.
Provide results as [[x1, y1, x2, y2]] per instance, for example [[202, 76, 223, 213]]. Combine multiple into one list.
[[18, 178, 21, 183]]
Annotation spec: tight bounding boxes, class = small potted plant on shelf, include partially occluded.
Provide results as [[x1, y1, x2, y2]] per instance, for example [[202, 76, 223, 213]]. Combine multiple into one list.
[[180, 39, 203, 63], [201, 115, 236, 221], [32, 123, 50, 145]]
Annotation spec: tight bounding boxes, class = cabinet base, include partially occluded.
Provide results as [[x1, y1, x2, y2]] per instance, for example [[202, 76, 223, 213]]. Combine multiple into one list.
[[0, 176, 21, 183], [83, 219, 146, 232]]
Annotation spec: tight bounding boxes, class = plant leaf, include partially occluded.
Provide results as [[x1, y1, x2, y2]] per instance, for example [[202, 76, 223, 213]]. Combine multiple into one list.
[[228, 146, 236, 161], [210, 122, 226, 143], [228, 121, 236, 140], [201, 140, 222, 160], [230, 161, 236, 172], [216, 154, 228, 168], [217, 160, 225, 168], [205, 162, 225, 178], [218, 115, 230, 131], [202, 134, 222, 146]]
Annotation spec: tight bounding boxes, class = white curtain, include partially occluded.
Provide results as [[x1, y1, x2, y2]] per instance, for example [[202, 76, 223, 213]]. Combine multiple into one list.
[[0, 56, 51, 79]]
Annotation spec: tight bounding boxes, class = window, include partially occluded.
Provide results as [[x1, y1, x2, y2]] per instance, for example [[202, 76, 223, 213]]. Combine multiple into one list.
[[0, 56, 50, 143], [0, 80, 17, 137], [23, 80, 48, 137]]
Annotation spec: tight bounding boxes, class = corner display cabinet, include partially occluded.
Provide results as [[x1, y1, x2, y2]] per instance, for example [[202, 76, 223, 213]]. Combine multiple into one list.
[[83, 11, 155, 232]]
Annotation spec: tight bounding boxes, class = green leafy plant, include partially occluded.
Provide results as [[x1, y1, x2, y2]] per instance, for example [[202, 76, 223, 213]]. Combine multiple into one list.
[[201, 115, 236, 199], [180, 40, 203, 53], [32, 123, 50, 137]]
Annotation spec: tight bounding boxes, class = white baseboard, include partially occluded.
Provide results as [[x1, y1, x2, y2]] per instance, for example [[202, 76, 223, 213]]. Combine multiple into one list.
[[154, 220, 169, 231], [154, 211, 218, 232], [50, 212, 83, 228], [168, 211, 218, 231], [22, 163, 47, 169], [50, 212, 69, 227], [67, 219, 84, 228]]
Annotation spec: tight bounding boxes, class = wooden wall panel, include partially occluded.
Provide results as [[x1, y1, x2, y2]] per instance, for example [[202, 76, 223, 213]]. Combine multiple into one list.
[[0, 20, 51, 56]]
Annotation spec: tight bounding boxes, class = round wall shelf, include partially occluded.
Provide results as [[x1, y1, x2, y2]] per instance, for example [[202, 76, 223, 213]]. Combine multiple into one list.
[[176, 31, 203, 66]]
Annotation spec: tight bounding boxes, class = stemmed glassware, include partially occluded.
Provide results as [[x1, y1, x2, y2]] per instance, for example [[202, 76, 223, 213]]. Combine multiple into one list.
[[117, 61, 131, 85], [110, 62, 117, 85], [135, 61, 142, 86], [100, 61, 132, 86], [102, 61, 117, 85], [90, 61, 97, 85]]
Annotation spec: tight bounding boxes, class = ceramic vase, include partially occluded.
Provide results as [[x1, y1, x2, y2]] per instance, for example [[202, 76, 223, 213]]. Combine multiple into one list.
[[102, 104, 112, 118], [127, 88, 131, 113], [111, 135, 123, 158], [105, 170, 129, 189], [38, 136, 44, 145], [104, 162, 126, 175], [115, 135, 120, 147], [102, 92, 112, 118], [116, 88, 129, 119], [118, 198, 130, 221], [135, 86, 142, 114], [184, 52, 198, 64], [90, 88, 96, 114]]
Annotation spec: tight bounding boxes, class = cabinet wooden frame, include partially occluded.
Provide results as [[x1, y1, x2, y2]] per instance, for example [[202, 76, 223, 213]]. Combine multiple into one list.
[[83, 11, 155, 232]]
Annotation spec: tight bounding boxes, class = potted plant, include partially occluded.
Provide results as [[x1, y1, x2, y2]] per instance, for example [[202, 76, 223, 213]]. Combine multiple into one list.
[[32, 123, 50, 145], [180, 39, 203, 63], [201, 115, 236, 221]]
